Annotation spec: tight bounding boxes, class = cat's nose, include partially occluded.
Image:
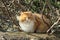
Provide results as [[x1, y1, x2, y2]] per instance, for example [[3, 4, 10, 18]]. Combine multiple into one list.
[[26, 18, 29, 21]]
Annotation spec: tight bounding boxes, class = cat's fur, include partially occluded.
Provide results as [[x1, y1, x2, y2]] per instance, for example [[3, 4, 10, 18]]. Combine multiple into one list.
[[16, 11, 51, 33]]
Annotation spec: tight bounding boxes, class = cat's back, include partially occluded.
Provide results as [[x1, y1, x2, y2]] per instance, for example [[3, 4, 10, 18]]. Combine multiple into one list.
[[33, 13, 51, 27]]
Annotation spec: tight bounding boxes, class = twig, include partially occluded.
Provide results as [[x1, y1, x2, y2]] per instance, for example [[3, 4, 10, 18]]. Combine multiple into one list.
[[47, 17, 60, 34], [1, 0, 11, 18], [13, 0, 26, 11], [40, 1, 46, 14]]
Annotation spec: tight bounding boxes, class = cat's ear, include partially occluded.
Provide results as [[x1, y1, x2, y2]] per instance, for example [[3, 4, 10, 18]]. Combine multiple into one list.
[[16, 15, 20, 21], [19, 11, 23, 15], [20, 11, 23, 13]]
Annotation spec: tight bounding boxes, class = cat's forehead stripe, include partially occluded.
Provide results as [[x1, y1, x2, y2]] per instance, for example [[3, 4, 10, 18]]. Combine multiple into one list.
[[23, 11, 31, 13], [21, 12, 32, 14], [20, 12, 32, 16]]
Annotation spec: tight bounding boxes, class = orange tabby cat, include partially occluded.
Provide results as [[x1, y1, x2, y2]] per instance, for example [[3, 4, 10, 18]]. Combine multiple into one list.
[[16, 11, 51, 33]]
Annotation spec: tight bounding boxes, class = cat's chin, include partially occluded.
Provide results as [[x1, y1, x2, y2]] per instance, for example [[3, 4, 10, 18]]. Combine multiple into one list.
[[19, 20, 35, 32]]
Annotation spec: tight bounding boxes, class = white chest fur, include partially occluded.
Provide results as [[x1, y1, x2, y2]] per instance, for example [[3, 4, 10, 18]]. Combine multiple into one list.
[[19, 20, 35, 32]]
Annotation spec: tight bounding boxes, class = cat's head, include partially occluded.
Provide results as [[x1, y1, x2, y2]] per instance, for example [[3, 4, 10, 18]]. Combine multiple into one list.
[[16, 11, 35, 22]]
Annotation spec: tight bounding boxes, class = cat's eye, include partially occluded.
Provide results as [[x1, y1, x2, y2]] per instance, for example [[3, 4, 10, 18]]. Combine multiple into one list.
[[17, 13, 21, 16], [28, 17, 30, 19]]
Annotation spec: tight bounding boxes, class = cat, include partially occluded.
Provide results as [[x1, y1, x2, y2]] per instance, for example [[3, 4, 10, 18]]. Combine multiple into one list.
[[16, 11, 51, 33]]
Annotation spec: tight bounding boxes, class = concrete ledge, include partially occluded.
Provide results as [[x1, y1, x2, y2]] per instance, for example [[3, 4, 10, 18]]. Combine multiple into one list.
[[0, 32, 60, 40]]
